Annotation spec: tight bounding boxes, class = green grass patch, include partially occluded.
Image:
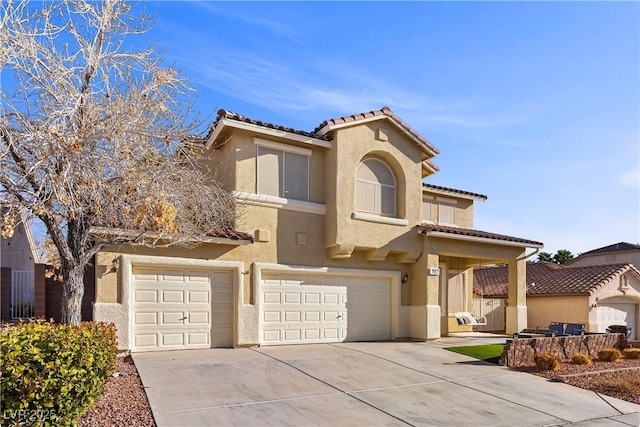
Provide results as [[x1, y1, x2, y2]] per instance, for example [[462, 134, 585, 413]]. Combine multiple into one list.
[[445, 344, 505, 364]]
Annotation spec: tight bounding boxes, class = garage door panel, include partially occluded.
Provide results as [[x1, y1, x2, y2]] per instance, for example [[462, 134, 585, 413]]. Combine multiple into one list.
[[189, 311, 209, 324], [261, 273, 390, 345], [135, 334, 157, 348], [134, 290, 158, 303], [188, 290, 209, 303], [162, 290, 184, 303], [285, 293, 301, 304], [162, 333, 184, 346], [132, 267, 233, 352], [135, 312, 158, 325], [264, 292, 280, 303]]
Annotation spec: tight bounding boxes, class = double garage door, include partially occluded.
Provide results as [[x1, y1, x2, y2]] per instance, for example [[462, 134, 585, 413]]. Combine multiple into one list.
[[261, 273, 391, 345], [130, 267, 392, 351], [131, 267, 233, 352]]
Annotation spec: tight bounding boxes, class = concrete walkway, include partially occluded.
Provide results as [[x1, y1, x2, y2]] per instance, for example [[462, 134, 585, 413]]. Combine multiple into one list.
[[133, 340, 640, 427]]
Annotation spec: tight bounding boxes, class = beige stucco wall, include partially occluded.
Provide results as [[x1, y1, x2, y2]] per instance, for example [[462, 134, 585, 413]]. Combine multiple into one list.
[[422, 192, 475, 229], [94, 116, 534, 348], [526, 295, 589, 331], [324, 123, 425, 259]]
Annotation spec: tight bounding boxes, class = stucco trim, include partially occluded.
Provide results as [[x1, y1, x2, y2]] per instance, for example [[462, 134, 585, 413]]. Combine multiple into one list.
[[234, 191, 326, 215], [351, 212, 409, 227], [252, 263, 402, 343], [106, 255, 244, 351]]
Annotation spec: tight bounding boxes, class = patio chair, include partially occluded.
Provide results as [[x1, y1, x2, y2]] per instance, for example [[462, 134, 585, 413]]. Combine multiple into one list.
[[565, 323, 585, 336], [546, 322, 566, 337]]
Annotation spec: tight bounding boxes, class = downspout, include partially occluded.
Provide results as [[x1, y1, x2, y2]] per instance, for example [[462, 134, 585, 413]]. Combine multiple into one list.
[[517, 247, 541, 261]]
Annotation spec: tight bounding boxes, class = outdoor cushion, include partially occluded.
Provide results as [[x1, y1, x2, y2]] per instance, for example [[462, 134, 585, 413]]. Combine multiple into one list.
[[454, 312, 486, 326]]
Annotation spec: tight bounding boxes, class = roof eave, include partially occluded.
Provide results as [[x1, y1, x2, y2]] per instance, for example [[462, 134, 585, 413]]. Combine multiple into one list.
[[419, 228, 544, 249], [317, 115, 439, 158], [206, 119, 332, 150], [422, 185, 487, 201]]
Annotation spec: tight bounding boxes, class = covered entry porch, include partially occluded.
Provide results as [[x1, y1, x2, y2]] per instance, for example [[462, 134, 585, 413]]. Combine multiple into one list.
[[411, 224, 543, 339]]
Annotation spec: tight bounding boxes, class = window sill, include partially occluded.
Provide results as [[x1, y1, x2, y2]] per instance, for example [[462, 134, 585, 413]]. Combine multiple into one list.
[[351, 212, 408, 226], [234, 192, 326, 215]]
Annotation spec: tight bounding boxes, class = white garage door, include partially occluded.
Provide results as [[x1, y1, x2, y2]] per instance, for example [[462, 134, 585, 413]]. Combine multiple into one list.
[[596, 303, 636, 340], [132, 267, 233, 351], [261, 273, 390, 345]]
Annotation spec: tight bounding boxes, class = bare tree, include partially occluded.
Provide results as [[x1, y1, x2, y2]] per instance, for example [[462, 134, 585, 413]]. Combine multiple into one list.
[[0, 0, 236, 324]]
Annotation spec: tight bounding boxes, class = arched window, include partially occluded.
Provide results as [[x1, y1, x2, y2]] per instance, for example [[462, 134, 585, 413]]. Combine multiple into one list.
[[355, 158, 396, 216]]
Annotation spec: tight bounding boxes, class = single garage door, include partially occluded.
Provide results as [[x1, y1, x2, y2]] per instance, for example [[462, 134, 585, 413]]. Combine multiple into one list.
[[261, 273, 390, 345], [131, 267, 233, 351], [596, 303, 636, 340]]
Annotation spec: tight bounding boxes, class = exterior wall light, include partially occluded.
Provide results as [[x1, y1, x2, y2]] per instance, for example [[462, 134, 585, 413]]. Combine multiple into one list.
[[111, 258, 119, 273], [402, 273, 409, 284]]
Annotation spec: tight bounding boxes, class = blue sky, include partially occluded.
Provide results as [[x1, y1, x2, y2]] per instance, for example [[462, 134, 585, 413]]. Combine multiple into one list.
[[145, 1, 639, 257]]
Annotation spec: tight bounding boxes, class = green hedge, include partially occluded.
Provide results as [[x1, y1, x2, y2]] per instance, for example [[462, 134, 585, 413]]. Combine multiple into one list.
[[0, 320, 117, 426]]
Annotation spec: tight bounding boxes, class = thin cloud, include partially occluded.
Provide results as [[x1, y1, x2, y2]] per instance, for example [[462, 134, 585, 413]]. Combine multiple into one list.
[[615, 169, 640, 189]]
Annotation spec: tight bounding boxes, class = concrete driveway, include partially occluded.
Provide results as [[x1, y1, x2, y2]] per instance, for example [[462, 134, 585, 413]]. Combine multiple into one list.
[[133, 339, 640, 427]]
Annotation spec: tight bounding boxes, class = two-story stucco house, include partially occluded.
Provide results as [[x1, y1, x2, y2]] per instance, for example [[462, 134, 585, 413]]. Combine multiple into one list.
[[93, 107, 543, 352]]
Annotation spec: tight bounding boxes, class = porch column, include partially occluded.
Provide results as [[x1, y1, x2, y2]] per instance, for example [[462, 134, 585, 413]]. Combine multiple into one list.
[[506, 257, 527, 335], [410, 252, 441, 340]]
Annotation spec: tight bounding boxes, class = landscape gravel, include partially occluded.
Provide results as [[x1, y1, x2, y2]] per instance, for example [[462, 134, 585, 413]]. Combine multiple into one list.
[[77, 355, 156, 427]]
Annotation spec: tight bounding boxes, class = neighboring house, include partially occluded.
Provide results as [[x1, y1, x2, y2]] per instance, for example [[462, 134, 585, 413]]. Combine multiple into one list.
[[570, 242, 640, 270], [474, 262, 640, 339], [0, 211, 43, 321], [93, 107, 543, 352]]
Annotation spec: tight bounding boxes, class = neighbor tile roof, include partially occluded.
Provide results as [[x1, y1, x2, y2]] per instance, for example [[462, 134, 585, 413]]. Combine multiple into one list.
[[313, 106, 440, 155], [422, 183, 487, 201], [418, 224, 543, 247], [473, 262, 640, 297], [579, 242, 640, 256]]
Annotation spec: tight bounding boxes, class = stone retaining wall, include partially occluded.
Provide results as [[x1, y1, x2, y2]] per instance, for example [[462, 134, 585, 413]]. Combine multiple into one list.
[[500, 334, 628, 367]]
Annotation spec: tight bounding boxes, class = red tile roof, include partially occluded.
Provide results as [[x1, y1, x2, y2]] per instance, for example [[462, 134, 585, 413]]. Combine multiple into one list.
[[212, 109, 328, 141], [473, 262, 640, 297], [313, 106, 440, 155], [423, 183, 487, 201], [418, 224, 543, 247]]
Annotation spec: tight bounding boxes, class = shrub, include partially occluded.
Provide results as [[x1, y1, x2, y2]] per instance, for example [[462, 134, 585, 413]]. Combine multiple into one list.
[[0, 319, 117, 426], [534, 353, 560, 371], [623, 348, 640, 360], [598, 347, 622, 362], [571, 353, 592, 365]]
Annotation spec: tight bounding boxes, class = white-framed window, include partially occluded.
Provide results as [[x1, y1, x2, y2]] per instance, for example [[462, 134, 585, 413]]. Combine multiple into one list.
[[256, 141, 309, 201], [355, 158, 396, 217], [422, 195, 433, 223], [438, 198, 456, 225]]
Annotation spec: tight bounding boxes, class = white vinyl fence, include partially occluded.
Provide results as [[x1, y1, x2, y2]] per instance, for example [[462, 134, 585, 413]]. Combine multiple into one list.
[[11, 270, 34, 319]]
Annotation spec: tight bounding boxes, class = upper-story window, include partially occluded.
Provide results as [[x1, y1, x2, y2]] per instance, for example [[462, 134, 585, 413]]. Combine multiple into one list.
[[355, 158, 396, 216], [422, 195, 433, 223], [256, 141, 309, 201], [438, 198, 456, 225]]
